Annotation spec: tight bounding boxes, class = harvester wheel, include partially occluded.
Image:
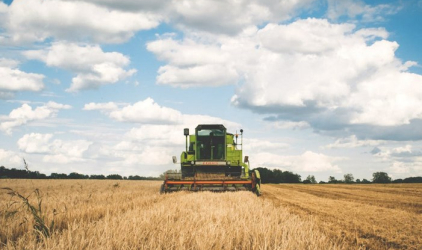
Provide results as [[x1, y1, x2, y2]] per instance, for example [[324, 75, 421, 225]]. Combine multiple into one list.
[[255, 183, 261, 196]]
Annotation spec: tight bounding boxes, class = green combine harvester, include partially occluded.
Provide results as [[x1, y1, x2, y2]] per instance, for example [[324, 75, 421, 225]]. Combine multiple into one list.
[[161, 124, 261, 196]]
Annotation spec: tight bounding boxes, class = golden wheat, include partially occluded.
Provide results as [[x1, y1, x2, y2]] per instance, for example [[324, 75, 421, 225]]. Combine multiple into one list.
[[1, 179, 343, 250], [263, 184, 422, 249]]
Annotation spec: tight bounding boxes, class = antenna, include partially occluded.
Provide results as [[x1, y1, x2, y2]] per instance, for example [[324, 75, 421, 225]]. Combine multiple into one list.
[[240, 129, 243, 150]]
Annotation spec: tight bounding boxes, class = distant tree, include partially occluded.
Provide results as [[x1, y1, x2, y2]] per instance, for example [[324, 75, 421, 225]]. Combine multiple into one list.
[[253, 168, 301, 183], [328, 176, 337, 184], [372, 172, 391, 183], [355, 179, 361, 183], [107, 174, 123, 180], [319, 181, 326, 184], [305, 175, 317, 184], [90, 174, 106, 179], [50, 173, 68, 179], [0, 166, 9, 178], [282, 171, 301, 183], [344, 173, 354, 184], [392, 179, 403, 183], [402, 177, 422, 183], [273, 169, 283, 183], [254, 168, 275, 183], [68, 172, 88, 179], [361, 178, 370, 183]]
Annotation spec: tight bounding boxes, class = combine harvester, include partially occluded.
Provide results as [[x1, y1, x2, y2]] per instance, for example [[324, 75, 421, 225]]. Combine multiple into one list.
[[161, 124, 261, 196]]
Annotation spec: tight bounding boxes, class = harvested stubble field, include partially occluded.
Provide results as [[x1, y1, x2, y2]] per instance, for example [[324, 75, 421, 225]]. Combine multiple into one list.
[[0, 180, 421, 250]]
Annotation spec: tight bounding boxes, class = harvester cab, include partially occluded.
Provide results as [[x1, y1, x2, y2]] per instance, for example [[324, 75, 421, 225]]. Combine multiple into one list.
[[161, 124, 261, 196]]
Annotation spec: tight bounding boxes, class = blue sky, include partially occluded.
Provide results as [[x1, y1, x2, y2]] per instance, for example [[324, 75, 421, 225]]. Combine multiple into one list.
[[1, 0, 422, 181]]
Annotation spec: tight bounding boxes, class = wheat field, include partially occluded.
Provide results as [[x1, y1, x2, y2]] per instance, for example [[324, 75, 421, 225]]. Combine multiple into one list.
[[0, 180, 420, 249]]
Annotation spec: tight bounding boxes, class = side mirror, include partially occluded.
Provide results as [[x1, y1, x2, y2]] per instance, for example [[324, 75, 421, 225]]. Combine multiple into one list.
[[244, 156, 249, 163], [172, 156, 177, 164], [184, 128, 189, 136]]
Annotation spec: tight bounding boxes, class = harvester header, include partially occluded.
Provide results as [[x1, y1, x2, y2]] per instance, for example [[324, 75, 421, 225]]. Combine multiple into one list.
[[161, 124, 261, 196]]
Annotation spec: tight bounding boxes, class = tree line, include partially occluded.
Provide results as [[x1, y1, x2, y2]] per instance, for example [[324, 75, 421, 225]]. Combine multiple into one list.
[[0, 166, 160, 180], [2, 165, 421, 184], [254, 167, 422, 184]]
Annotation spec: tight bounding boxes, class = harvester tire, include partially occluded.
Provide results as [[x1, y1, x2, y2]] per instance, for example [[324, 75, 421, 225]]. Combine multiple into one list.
[[160, 184, 165, 194], [256, 183, 261, 196]]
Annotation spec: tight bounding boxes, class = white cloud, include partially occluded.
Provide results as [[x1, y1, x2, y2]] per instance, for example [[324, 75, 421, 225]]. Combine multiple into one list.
[[0, 101, 71, 134], [0, 148, 22, 168], [167, 0, 315, 34], [18, 133, 53, 154], [109, 98, 183, 124], [0, 58, 19, 68], [147, 18, 422, 128], [84, 98, 240, 129], [0, 58, 45, 94], [24, 42, 136, 92], [325, 135, 384, 149], [147, 38, 239, 87], [0, 0, 320, 47], [252, 151, 343, 173], [1, 0, 160, 44], [347, 69, 422, 126], [18, 133, 92, 164]]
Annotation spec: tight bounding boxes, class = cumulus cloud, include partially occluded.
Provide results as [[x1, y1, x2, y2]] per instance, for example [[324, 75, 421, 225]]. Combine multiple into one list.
[[0, 101, 71, 134], [110, 98, 183, 124], [1, 0, 160, 44], [83, 0, 315, 35], [18, 133, 92, 164], [0, 0, 319, 44], [0, 148, 22, 168], [84, 98, 182, 124], [147, 18, 422, 138], [147, 38, 239, 87], [167, 0, 315, 34], [17, 133, 53, 154], [24, 42, 136, 92], [84, 97, 240, 129], [0, 58, 45, 95]]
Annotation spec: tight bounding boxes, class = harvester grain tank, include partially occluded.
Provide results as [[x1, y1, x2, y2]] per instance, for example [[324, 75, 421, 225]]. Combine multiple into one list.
[[161, 124, 261, 196]]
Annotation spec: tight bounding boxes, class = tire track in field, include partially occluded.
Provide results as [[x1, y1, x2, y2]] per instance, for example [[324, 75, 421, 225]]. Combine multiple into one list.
[[261, 184, 422, 250], [273, 184, 422, 214]]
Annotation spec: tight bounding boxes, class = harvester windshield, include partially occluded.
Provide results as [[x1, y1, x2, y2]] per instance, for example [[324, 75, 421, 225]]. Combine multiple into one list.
[[196, 125, 225, 160]]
